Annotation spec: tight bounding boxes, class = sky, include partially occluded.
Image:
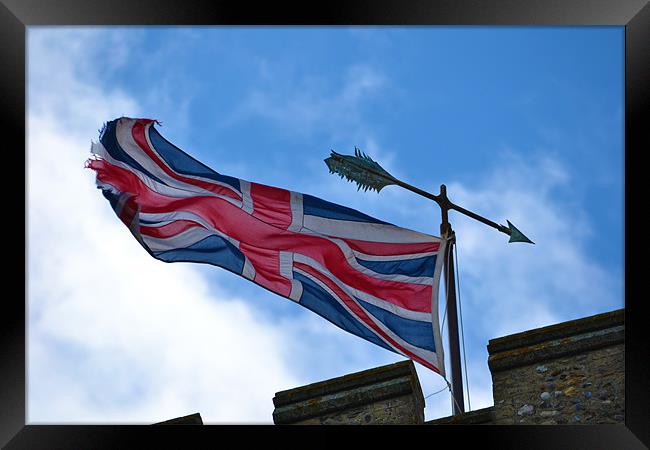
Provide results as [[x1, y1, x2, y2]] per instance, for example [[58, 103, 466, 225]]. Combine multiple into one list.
[[26, 26, 624, 424]]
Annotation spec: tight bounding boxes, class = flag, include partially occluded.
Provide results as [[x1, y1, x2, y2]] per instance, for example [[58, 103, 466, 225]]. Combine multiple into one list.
[[86, 117, 447, 375]]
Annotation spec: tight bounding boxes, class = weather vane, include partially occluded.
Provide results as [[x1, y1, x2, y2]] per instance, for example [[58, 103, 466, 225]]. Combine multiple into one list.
[[325, 147, 534, 244], [325, 146, 533, 416]]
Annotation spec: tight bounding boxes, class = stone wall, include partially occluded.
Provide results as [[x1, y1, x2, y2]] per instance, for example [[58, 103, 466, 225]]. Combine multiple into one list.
[[272, 360, 424, 424], [487, 309, 624, 425]]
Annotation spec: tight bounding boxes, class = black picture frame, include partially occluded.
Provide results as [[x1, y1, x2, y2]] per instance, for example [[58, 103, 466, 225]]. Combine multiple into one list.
[[3, 0, 648, 448]]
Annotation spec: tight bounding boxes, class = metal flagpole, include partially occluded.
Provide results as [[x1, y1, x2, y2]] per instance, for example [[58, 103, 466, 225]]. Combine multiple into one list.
[[324, 148, 534, 416]]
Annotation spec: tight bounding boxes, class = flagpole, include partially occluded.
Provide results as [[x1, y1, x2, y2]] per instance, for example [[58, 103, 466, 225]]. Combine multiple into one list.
[[439, 184, 465, 415]]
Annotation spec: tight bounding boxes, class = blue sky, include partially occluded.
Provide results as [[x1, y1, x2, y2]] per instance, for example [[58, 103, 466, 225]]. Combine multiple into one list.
[[27, 26, 623, 423]]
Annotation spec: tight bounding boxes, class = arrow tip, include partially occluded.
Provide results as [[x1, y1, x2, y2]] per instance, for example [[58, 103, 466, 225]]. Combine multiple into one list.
[[506, 220, 534, 244]]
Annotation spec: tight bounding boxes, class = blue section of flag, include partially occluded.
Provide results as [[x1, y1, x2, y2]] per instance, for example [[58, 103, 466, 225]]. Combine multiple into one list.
[[154, 235, 245, 274], [148, 126, 241, 192], [302, 193, 389, 224], [138, 218, 161, 225], [356, 254, 437, 278], [356, 298, 436, 352], [293, 272, 396, 354]]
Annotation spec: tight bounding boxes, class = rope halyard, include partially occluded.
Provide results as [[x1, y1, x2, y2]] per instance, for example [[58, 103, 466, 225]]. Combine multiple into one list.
[[424, 385, 450, 400], [443, 377, 464, 415], [424, 378, 463, 417], [454, 240, 471, 412], [440, 234, 454, 335]]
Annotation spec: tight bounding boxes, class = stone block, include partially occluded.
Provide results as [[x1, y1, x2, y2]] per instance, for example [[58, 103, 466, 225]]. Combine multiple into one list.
[[272, 360, 424, 425]]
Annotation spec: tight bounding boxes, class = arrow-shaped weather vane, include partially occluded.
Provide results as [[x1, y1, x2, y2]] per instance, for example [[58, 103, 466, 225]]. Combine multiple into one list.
[[325, 147, 534, 244], [325, 146, 533, 417]]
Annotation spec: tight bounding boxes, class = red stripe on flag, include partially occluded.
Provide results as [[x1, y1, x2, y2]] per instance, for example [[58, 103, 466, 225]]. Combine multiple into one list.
[[250, 182, 292, 229], [118, 195, 138, 228]]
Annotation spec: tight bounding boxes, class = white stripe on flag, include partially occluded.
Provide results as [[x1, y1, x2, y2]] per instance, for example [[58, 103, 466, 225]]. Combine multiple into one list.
[[279, 251, 302, 301], [288, 191, 304, 232], [302, 215, 438, 243], [240, 180, 254, 214]]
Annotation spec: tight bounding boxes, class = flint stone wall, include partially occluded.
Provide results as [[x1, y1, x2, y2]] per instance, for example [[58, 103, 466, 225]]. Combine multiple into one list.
[[487, 309, 624, 425]]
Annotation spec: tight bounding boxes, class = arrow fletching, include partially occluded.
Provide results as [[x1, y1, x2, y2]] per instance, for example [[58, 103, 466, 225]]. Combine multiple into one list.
[[324, 147, 397, 192], [506, 220, 534, 244]]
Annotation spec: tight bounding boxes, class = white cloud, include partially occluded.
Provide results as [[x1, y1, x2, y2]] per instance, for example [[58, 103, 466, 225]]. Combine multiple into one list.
[[447, 150, 621, 335], [223, 61, 386, 142], [27, 28, 303, 424]]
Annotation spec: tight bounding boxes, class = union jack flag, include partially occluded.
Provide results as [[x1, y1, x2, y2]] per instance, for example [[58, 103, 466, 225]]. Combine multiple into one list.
[[86, 117, 447, 374]]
